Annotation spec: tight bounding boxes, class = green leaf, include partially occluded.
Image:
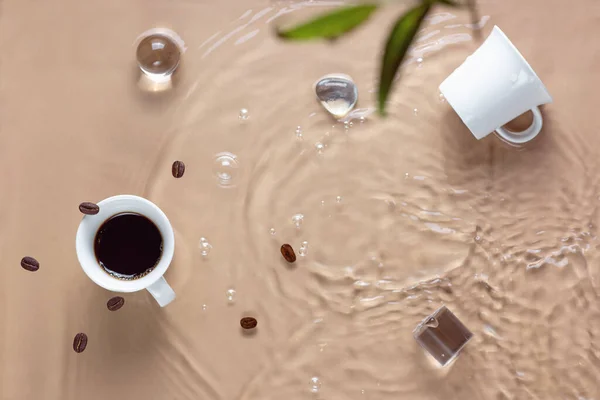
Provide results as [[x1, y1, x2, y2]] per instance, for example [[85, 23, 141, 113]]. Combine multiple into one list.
[[276, 4, 378, 41], [378, 3, 431, 115], [435, 0, 460, 6]]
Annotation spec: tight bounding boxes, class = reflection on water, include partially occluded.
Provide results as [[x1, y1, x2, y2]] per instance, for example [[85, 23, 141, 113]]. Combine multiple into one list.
[[3, 0, 600, 400]]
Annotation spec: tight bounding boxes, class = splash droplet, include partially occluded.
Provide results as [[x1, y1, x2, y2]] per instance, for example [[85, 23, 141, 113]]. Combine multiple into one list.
[[336, 195, 342, 203], [295, 126, 303, 140], [298, 241, 309, 257], [438, 93, 446, 103], [413, 108, 419, 116], [269, 228, 276, 236], [199, 237, 212, 256], [202, 304, 208, 311], [239, 108, 249, 120], [292, 213, 304, 228], [310, 376, 322, 393], [315, 142, 325, 153], [213, 152, 239, 187], [226, 289, 236, 304], [315, 74, 358, 118]]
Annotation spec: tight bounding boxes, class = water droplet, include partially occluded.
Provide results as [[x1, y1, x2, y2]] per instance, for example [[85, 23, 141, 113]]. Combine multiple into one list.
[[413, 108, 419, 116], [416, 57, 423, 64], [438, 93, 446, 103], [136, 33, 181, 80], [336, 195, 342, 203], [309, 377, 322, 393], [320, 200, 326, 207], [425, 317, 439, 328], [315, 142, 325, 153], [213, 152, 239, 187], [295, 126, 303, 139], [315, 74, 358, 118], [199, 237, 212, 256], [269, 228, 276, 235], [226, 289, 236, 304], [298, 241, 309, 257], [292, 213, 304, 228], [239, 108, 249, 120], [202, 304, 208, 311]]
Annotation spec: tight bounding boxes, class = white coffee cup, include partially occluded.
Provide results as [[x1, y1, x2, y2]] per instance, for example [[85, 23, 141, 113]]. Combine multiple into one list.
[[439, 26, 553, 144], [75, 195, 176, 307]]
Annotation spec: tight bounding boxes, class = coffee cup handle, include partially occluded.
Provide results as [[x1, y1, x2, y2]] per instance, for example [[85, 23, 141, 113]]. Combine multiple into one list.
[[147, 276, 176, 307], [495, 106, 543, 144]]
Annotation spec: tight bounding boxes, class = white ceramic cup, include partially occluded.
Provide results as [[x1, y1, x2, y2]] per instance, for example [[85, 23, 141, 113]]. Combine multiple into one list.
[[75, 195, 176, 307], [439, 26, 553, 144]]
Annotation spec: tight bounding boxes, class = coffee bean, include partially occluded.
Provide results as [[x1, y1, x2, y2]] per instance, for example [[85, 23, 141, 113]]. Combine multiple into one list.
[[240, 317, 258, 329], [79, 202, 100, 215], [20, 256, 39, 272], [172, 160, 185, 178], [73, 333, 88, 353], [280, 244, 296, 263], [106, 296, 125, 311]]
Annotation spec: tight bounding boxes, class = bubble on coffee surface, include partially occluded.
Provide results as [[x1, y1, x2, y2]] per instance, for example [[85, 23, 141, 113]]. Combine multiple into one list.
[[136, 32, 181, 81], [309, 376, 322, 393], [315, 73, 358, 118], [292, 213, 304, 228], [269, 228, 276, 236], [213, 152, 239, 187], [239, 108, 249, 120], [199, 237, 212, 256], [226, 288, 236, 304], [295, 126, 303, 140]]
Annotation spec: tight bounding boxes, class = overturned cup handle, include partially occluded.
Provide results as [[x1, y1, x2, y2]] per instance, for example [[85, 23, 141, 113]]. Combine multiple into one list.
[[147, 276, 176, 307], [495, 106, 543, 144]]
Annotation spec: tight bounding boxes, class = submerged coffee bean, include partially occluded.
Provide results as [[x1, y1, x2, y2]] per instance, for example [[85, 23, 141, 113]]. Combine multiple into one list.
[[79, 202, 100, 215], [20, 256, 39, 272], [240, 317, 258, 329], [107, 296, 125, 311], [280, 244, 296, 263], [172, 160, 185, 178], [73, 333, 88, 353]]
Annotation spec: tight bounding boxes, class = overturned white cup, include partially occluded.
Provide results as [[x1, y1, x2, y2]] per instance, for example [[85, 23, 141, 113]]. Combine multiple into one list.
[[75, 195, 176, 307], [439, 26, 553, 144]]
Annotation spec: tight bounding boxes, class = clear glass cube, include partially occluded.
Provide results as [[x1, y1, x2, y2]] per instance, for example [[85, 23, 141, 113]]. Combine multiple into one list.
[[413, 305, 473, 366]]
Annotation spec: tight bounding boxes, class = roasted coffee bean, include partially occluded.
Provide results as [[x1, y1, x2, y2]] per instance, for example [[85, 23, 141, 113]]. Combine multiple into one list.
[[73, 333, 88, 353], [107, 296, 125, 311], [240, 317, 258, 330], [280, 244, 296, 263], [172, 160, 185, 178], [20, 256, 39, 272], [79, 202, 100, 215]]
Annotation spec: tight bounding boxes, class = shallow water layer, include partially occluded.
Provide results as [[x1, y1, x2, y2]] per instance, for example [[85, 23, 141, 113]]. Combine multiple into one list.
[[1, 0, 600, 399]]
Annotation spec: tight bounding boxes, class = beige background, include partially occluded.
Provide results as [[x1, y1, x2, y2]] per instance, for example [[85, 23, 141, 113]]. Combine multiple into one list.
[[2, 0, 600, 399]]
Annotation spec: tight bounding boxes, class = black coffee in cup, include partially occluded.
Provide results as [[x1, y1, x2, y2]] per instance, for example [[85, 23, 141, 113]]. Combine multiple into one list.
[[94, 213, 163, 280]]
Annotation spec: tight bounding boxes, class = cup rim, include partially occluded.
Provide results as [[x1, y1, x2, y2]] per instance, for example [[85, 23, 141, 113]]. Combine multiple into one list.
[[75, 195, 175, 293]]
